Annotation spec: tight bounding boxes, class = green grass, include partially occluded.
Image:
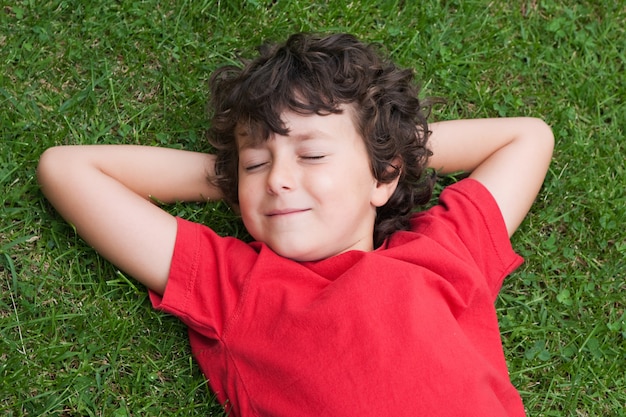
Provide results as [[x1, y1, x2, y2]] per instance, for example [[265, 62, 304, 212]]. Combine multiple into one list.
[[1, 0, 624, 415]]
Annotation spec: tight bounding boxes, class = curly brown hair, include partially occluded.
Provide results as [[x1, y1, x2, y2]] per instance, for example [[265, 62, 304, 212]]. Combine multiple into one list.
[[208, 33, 437, 247]]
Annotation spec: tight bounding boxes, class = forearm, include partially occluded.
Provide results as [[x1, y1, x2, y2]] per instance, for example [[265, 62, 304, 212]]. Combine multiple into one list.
[[37, 145, 220, 293], [38, 145, 221, 204], [428, 117, 552, 174], [427, 117, 554, 235]]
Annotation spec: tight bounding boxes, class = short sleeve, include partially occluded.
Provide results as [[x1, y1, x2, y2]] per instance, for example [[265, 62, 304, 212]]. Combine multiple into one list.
[[149, 217, 259, 339], [409, 178, 523, 298]]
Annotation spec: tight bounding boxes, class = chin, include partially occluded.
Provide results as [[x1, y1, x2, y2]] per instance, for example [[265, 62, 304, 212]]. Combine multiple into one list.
[[271, 244, 329, 263]]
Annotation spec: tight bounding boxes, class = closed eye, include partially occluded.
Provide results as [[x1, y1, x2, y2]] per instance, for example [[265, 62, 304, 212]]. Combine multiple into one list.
[[300, 155, 326, 162], [243, 161, 269, 172]]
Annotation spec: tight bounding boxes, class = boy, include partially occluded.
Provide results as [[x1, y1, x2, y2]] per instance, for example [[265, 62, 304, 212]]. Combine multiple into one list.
[[38, 33, 554, 416]]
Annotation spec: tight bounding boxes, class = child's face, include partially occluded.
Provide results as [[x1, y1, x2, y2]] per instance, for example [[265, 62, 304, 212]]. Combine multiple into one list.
[[236, 106, 395, 261]]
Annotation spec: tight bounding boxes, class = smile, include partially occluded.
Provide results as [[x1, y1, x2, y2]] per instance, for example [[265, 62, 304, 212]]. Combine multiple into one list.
[[266, 208, 311, 217]]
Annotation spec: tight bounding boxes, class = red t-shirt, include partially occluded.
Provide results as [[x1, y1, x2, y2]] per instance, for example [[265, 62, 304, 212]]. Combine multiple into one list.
[[150, 178, 525, 417]]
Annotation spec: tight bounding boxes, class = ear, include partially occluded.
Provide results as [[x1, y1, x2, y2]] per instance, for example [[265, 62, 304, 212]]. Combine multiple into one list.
[[370, 158, 402, 208]]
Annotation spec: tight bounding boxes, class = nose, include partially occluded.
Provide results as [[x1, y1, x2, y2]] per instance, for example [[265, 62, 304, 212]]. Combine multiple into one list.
[[266, 158, 296, 195]]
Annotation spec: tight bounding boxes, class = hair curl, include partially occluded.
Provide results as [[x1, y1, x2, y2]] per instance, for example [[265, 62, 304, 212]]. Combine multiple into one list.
[[208, 33, 437, 247]]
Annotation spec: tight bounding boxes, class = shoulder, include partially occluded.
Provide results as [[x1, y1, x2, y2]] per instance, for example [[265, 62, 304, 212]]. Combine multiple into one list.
[[172, 217, 261, 273], [386, 178, 523, 294], [151, 218, 262, 336], [410, 178, 507, 240]]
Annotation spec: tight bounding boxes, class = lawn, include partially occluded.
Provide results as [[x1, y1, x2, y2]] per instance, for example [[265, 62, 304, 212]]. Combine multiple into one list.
[[1, 0, 624, 415]]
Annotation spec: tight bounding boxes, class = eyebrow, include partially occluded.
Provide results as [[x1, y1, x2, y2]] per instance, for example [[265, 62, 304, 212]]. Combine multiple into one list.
[[237, 129, 331, 151]]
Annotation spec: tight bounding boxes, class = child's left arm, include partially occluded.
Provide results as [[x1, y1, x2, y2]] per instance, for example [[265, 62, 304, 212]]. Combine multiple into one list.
[[427, 117, 554, 236]]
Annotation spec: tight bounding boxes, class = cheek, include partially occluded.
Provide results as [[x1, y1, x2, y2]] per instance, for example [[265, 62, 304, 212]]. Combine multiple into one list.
[[237, 179, 257, 218], [238, 197, 260, 241], [308, 167, 374, 208], [306, 172, 335, 193]]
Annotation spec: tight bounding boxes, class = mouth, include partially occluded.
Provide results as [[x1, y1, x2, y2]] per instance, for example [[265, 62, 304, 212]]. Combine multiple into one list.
[[266, 208, 311, 217]]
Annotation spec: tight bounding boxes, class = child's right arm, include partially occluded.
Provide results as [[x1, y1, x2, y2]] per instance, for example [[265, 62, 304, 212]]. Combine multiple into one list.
[[37, 145, 220, 294]]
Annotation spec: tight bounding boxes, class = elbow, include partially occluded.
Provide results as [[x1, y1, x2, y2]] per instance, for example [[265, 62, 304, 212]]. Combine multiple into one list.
[[531, 117, 555, 156], [37, 147, 61, 189], [37, 147, 56, 189], [522, 118, 554, 169], [37, 146, 73, 195]]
